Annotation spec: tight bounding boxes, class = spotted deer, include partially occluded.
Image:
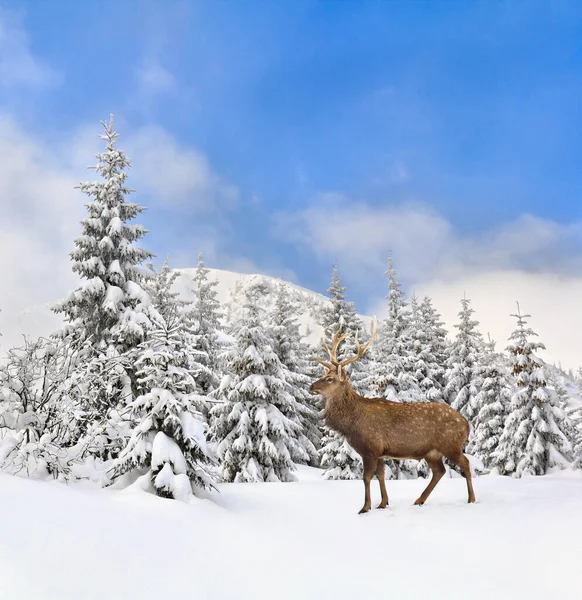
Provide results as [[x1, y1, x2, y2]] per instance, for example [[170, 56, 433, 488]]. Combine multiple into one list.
[[311, 319, 476, 514]]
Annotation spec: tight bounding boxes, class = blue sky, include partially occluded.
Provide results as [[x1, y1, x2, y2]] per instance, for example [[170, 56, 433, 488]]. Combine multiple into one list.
[[1, 0, 582, 365]]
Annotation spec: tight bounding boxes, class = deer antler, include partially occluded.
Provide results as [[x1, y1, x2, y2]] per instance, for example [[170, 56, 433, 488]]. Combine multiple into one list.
[[319, 322, 350, 367], [338, 317, 377, 368]]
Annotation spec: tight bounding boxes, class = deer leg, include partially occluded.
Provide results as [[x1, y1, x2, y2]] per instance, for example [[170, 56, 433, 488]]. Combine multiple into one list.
[[359, 455, 376, 514], [458, 453, 476, 503], [376, 459, 389, 509], [446, 452, 476, 503], [414, 455, 445, 506]]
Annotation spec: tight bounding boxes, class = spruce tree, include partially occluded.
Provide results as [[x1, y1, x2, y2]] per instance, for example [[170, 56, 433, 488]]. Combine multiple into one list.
[[492, 306, 573, 476], [270, 283, 320, 465], [209, 281, 305, 482], [408, 294, 447, 403], [360, 256, 417, 479], [189, 253, 223, 395], [110, 315, 214, 500], [467, 335, 512, 466], [316, 265, 366, 479], [363, 256, 416, 402], [53, 114, 154, 353], [445, 296, 484, 425]]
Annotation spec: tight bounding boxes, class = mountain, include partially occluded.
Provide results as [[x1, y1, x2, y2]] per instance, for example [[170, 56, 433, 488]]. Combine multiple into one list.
[[0, 267, 373, 357]]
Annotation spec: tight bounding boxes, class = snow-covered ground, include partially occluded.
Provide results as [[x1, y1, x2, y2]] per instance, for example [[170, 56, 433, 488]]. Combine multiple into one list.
[[1, 467, 581, 599]]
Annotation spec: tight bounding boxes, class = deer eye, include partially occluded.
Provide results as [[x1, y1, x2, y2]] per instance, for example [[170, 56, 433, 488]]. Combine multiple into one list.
[[325, 377, 334, 383]]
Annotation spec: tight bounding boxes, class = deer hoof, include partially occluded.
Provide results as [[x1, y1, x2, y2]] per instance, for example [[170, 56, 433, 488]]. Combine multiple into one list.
[[376, 503, 388, 509], [358, 507, 370, 514], [413, 498, 425, 506], [468, 497, 476, 504]]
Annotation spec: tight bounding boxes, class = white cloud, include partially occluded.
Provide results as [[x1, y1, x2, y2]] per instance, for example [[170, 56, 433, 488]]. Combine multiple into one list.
[[0, 116, 82, 315], [137, 63, 176, 97], [415, 271, 582, 372], [0, 8, 61, 88], [277, 197, 582, 370], [126, 126, 239, 212]]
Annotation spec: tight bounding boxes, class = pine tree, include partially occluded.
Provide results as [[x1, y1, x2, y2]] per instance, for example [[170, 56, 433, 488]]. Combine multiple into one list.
[[492, 306, 573, 477], [467, 335, 512, 466], [316, 265, 366, 479], [189, 253, 223, 395], [360, 256, 417, 479], [209, 281, 305, 482], [53, 115, 154, 354], [270, 283, 320, 465], [445, 296, 484, 425], [320, 431, 362, 480], [364, 256, 415, 402], [109, 315, 214, 500], [408, 294, 447, 403]]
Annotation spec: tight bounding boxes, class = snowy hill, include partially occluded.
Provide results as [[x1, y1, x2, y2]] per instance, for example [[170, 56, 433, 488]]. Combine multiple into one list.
[[1, 466, 581, 600], [0, 267, 373, 356]]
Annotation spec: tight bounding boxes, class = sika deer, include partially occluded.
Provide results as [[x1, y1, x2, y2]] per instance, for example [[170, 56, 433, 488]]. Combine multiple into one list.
[[311, 320, 476, 513]]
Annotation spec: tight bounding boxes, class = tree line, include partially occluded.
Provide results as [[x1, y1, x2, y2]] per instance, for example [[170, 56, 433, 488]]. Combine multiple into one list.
[[0, 116, 580, 500]]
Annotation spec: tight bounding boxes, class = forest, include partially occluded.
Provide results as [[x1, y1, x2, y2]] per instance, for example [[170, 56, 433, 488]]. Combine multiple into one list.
[[0, 116, 580, 501]]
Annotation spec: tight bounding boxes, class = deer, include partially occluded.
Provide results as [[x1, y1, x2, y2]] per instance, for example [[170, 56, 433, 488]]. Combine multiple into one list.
[[310, 319, 476, 514]]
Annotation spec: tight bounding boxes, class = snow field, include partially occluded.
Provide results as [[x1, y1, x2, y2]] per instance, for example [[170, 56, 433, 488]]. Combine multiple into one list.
[[1, 467, 581, 600]]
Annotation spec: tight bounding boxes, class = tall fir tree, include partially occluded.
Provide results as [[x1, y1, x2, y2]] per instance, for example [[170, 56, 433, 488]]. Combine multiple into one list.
[[269, 283, 320, 465], [51, 116, 156, 453], [445, 296, 484, 426], [110, 314, 214, 500], [408, 293, 447, 403], [360, 256, 417, 479], [363, 256, 416, 402], [316, 265, 366, 479], [188, 254, 223, 395], [467, 335, 512, 465], [492, 307, 573, 476], [209, 281, 306, 482], [53, 115, 154, 354]]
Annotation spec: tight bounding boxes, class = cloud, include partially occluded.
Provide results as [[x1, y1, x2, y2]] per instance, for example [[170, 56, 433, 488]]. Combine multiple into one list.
[[275, 196, 582, 282], [0, 115, 82, 317], [273, 195, 452, 281], [0, 8, 61, 88], [276, 196, 582, 370], [126, 126, 239, 212], [416, 271, 582, 372], [136, 63, 176, 97]]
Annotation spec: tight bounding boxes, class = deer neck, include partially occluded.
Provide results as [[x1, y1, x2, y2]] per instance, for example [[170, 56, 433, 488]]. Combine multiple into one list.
[[324, 384, 362, 436]]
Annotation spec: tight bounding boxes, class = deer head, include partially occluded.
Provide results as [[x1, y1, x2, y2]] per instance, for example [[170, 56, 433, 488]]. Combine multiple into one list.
[[310, 318, 377, 398]]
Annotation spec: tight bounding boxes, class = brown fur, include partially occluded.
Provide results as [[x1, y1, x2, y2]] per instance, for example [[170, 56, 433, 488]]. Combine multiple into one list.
[[311, 369, 476, 513]]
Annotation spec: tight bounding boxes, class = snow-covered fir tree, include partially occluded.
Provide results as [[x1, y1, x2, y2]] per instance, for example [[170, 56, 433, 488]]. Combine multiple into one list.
[[319, 265, 369, 392], [316, 265, 366, 479], [209, 281, 306, 482], [363, 256, 416, 402], [189, 253, 223, 395], [467, 335, 512, 466], [109, 314, 214, 500], [269, 283, 320, 465], [48, 116, 160, 464], [53, 114, 154, 354], [320, 432, 362, 480], [143, 259, 215, 405], [445, 296, 484, 426], [408, 293, 447, 403], [359, 256, 417, 479], [492, 307, 573, 477]]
